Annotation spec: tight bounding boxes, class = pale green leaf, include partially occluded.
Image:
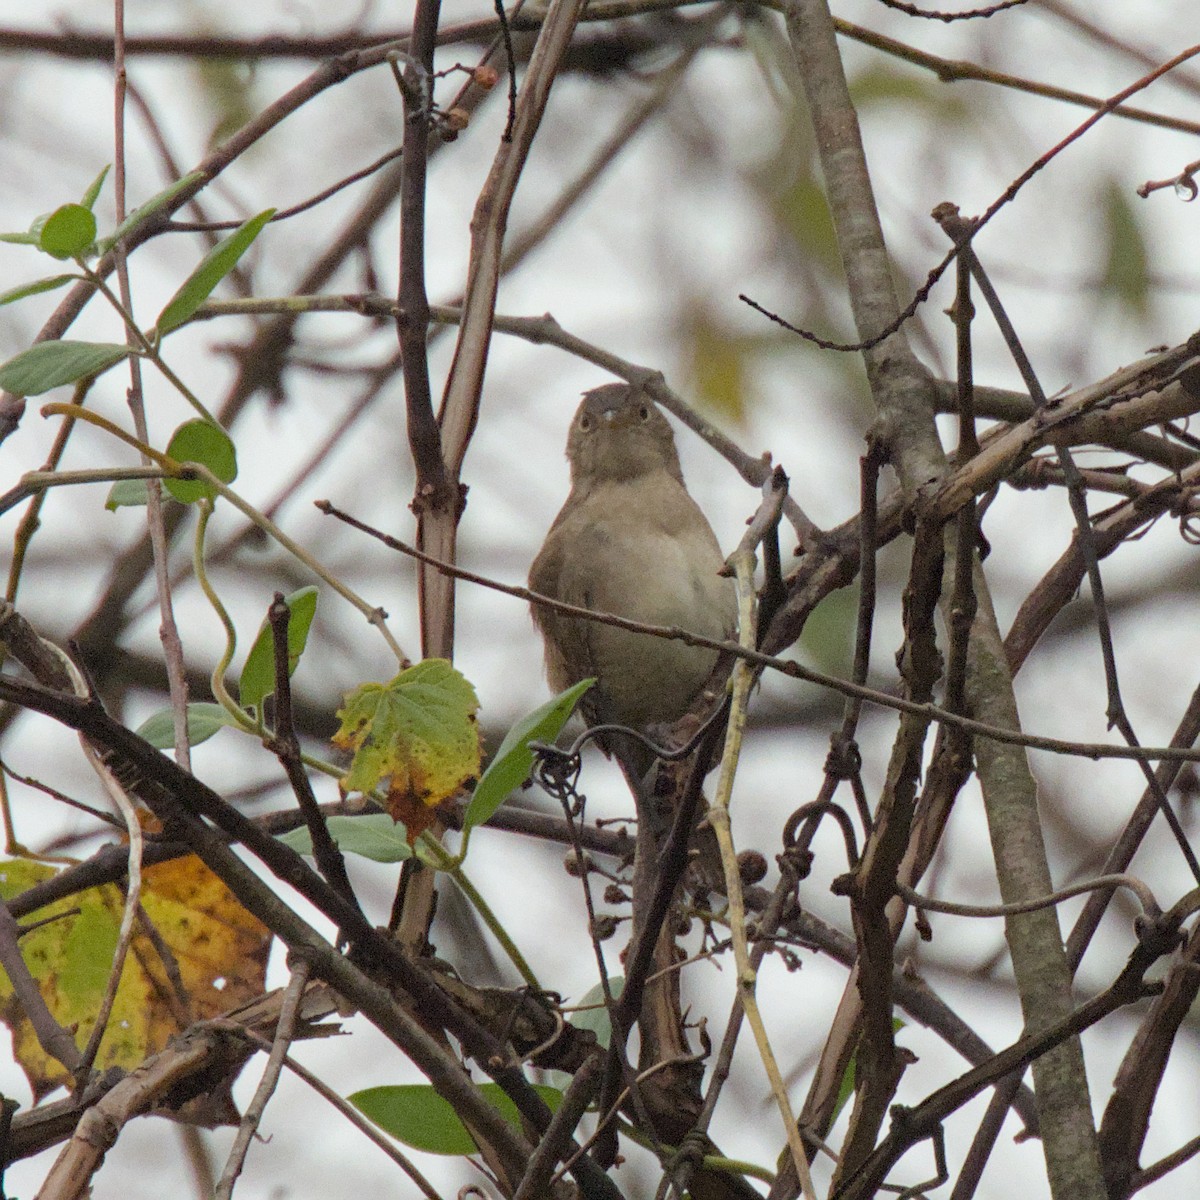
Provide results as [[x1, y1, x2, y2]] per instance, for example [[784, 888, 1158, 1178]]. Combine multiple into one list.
[[97, 171, 206, 253], [38, 204, 97, 260], [0, 275, 77, 308], [350, 1083, 563, 1156], [162, 419, 237, 504], [464, 680, 593, 833], [238, 587, 318, 712], [279, 814, 414, 863], [0, 341, 130, 397], [135, 702, 235, 749], [104, 479, 150, 510], [156, 209, 275, 336]]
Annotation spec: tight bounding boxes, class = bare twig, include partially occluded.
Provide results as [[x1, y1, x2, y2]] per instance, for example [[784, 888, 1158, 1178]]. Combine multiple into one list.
[[264, 594, 359, 912], [942, 205, 1200, 885], [213, 958, 311, 1200], [36, 1024, 249, 1200], [711, 548, 817, 1200], [315, 498, 1200, 765], [111, 0, 192, 771], [896, 873, 1159, 921]]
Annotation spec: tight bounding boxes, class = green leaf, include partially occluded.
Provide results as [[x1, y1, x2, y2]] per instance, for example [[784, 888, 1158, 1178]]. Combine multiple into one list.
[[0, 341, 130, 397], [104, 479, 150, 510], [830, 1016, 904, 1125], [350, 1083, 563, 1156], [38, 204, 97, 260], [79, 165, 111, 211], [0, 231, 41, 246], [831, 1052, 856, 1126], [279, 813, 414, 863], [568, 977, 623, 1049], [1100, 177, 1151, 316], [682, 301, 758, 423], [135, 702, 235, 749], [0, 854, 271, 1101], [799, 586, 856, 679], [162, 418, 237, 503], [195, 58, 260, 148], [156, 209, 274, 336], [97, 170, 206, 253], [238, 586, 318, 712], [0, 275, 77, 308], [464, 679, 593, 834], [770, 170, 841, 274], [849, 65, 970, 131]]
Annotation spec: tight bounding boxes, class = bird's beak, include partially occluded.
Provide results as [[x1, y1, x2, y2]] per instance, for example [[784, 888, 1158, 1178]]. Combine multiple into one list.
[[599, 404, 634, 428]]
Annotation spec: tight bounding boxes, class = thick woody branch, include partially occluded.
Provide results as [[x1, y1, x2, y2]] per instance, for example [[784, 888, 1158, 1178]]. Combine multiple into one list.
[[835, 917, 1182, 1200], [925, 343, 1200, 521], [0, 672, 617, 1196], [781, 1, 1109, 1195], [396, 0, 449, 511]]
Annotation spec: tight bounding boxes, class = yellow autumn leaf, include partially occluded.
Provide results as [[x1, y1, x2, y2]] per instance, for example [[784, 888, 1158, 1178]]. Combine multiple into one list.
[[681, 298, 757, 424], [333, 659, 481, 841], [0, 855, 270, 1100]]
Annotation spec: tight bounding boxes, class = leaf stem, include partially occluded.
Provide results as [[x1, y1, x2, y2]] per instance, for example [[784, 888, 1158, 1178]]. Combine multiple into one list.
[[191, 497, 259, 732], [440, 857, 541, 989], [76, 260, 218, 424]]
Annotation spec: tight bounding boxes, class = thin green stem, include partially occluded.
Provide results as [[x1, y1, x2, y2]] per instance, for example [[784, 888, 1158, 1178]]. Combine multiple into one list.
[[191, 497, 258, 731], [40, 403, 167, 464], [441, 859, 540, 989], [34, 408, 408, 666], [201, 474, 409, 666], [77, 260, 218, 424]]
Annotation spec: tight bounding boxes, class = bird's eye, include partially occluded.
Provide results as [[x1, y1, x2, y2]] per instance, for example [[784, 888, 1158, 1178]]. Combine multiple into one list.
[[579, 414, 593, 432], [638, 405, 651, 421]]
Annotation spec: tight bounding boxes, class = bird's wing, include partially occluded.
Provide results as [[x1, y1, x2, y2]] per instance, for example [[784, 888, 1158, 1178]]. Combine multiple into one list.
[[528, 512, 601, 707]]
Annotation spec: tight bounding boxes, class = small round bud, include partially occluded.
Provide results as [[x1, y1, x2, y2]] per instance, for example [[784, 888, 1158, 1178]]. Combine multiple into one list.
[[444, 107, 471, 132], [563, 849, 592, 877], [591, 914, 619, 942], [738, 850, 768, 885], [603, 884, 629, 905], [474, 65, 500, 90]]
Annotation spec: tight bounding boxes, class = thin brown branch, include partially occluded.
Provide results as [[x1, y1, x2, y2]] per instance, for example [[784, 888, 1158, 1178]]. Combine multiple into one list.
[[838, 18, 1200, 136], [396, 0, 449, 523], [1065, 682, 1200, 970], [1098, 921, 1200, 1196], [314, 498, 1200, 765], [264, 594, 358, 912], [0, 899, 82, 1076], [830, 517, 944, 1172], [213, 959, 311, 1200], [834, 911, 1184, 1200], [872, 0, 1029, 19], [36, 1023, 247, 1200]]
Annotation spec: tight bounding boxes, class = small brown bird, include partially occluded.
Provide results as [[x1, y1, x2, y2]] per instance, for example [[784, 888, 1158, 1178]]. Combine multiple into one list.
[[530, 385, 754, 1199], [529, 383, 736, 766]]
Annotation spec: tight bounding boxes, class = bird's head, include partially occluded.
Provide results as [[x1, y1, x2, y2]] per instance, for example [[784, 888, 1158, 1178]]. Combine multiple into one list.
[[566, 383, 684, 487]]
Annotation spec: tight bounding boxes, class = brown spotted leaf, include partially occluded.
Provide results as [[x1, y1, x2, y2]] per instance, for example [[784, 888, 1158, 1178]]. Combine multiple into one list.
[[0, 855, 271, 1100], [333, 659, 481, 843]]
